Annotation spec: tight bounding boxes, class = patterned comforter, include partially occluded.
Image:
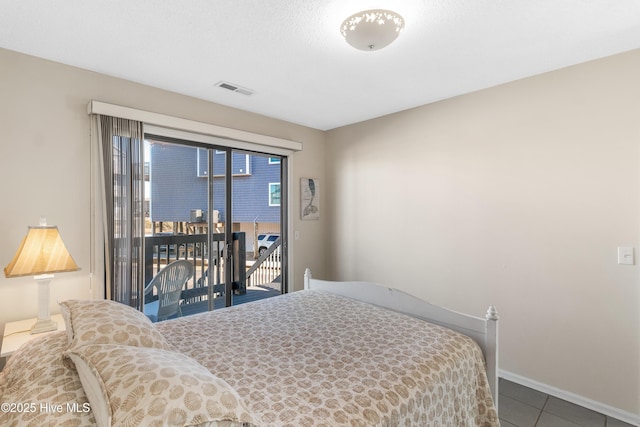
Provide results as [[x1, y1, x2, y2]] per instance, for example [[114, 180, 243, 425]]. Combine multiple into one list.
[[0, 290, 498, 426], [157, 290, 498, 426]]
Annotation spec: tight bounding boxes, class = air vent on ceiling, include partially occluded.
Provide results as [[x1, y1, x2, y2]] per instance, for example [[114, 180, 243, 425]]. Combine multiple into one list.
[[215, 81, 254, 96]]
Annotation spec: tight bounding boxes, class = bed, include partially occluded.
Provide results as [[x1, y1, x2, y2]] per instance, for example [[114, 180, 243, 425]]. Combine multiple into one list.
[[0, 269, 499, 426]]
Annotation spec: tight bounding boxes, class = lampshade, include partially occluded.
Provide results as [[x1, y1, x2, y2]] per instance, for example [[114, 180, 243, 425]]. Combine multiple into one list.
[[4, 224, 78, 278], [340, 9, 405, 51]]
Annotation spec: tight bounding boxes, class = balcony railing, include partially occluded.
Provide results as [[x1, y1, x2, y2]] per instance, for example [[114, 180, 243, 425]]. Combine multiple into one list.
[[246, 237, 282, 289], [143, 231, 283, 315], [144, 232, 246, 306]]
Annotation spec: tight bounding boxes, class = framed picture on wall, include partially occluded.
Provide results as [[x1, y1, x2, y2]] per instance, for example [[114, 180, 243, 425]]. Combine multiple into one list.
[[301, 178, 320, 220]]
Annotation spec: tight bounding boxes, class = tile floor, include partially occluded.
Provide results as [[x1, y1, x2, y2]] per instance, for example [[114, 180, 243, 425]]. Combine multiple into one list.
[[498, 378, 637, 427]]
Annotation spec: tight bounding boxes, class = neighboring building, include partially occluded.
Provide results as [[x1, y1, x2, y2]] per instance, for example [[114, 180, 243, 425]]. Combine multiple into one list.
[[149, 142, 281, 248]]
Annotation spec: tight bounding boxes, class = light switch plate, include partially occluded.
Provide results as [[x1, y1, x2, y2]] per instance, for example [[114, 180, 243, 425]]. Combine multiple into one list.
[[617, 247, 634, 265]]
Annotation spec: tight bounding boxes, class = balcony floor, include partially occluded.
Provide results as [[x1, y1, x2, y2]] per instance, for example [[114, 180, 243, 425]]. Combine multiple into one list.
[[179, 285, 282, 316]]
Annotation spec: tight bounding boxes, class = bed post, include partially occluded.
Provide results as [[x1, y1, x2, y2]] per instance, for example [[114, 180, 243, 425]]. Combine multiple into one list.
[[304, 268, 312, 290], [485, 305, 499, 412]]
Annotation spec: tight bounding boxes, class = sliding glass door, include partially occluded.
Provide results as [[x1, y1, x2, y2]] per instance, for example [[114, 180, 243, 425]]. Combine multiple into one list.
[[143, 136, 286, 319]]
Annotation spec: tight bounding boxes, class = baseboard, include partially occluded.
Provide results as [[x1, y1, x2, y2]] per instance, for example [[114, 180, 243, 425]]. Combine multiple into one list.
[[499, 370, 639, 426]]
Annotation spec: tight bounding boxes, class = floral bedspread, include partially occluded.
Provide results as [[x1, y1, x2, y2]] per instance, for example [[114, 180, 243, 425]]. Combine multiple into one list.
[[157, 290, 499, 426]]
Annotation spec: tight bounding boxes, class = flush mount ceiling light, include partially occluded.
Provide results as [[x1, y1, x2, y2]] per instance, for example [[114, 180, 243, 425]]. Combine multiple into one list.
[[340, 9, 405, 51]]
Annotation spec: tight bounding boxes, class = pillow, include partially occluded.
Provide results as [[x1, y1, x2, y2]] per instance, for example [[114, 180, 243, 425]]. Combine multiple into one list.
[[65, 344, 256, 427], [0, 332, 95, 426], [59, 299, 174, 368]]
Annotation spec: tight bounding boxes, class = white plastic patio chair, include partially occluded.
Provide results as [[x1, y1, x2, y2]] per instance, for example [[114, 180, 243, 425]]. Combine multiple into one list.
[[143, 259, 194, 322]]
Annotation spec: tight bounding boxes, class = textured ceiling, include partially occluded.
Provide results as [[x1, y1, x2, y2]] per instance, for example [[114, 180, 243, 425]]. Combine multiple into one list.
[[1, 0, 639, 130]]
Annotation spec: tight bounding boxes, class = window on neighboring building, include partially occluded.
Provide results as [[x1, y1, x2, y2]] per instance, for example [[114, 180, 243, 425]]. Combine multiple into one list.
[[269, 183, 281, 206]]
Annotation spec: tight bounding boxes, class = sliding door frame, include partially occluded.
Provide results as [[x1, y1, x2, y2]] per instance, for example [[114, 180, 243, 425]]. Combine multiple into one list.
[[89, 101, 301, 303], [280, 155, 289, 294]]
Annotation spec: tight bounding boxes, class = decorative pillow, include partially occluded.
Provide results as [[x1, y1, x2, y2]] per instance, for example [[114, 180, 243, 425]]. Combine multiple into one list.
[[59, 299, 174, 367], [65, 344, 256, 427], [0, 332, 95, 426]]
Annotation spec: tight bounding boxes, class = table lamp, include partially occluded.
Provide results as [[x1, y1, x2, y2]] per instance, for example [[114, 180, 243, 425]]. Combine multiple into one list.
[[3, 218, 79, 334]]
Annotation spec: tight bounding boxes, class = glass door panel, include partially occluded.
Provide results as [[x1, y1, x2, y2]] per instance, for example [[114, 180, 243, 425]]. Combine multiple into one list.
[[144, 139, 226, 318], [230, 152, 283, 305]]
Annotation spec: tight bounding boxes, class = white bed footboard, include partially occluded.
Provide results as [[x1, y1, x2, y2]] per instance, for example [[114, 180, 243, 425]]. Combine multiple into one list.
[[304, 268, 499, 410]]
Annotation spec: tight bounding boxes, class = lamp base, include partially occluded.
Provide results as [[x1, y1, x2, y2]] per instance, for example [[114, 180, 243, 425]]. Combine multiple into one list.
[[31, 318, 57, 334], [31, 274, 56, 334]]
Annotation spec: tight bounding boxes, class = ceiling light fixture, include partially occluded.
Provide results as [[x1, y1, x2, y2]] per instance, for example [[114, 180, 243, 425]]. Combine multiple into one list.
[[340, 9, 405, 51]]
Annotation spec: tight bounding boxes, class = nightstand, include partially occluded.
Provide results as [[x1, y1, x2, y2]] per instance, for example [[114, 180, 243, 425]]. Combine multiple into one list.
[[0, 314, 65, 358]]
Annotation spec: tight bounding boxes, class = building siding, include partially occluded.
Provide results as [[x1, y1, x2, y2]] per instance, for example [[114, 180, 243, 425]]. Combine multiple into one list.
[[150, 143, 280, 224]]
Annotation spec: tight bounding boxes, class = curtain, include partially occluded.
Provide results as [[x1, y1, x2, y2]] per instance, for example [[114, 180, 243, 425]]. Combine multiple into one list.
[[96, 115, 145, 309]]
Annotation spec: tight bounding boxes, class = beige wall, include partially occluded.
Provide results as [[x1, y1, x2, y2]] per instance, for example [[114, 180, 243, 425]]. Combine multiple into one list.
[[326, 50, 640, 416], [0, 47, 326, 324]]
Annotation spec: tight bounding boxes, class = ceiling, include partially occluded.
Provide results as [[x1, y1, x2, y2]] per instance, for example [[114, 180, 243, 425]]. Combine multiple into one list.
[[1, 0, 639, 131]]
